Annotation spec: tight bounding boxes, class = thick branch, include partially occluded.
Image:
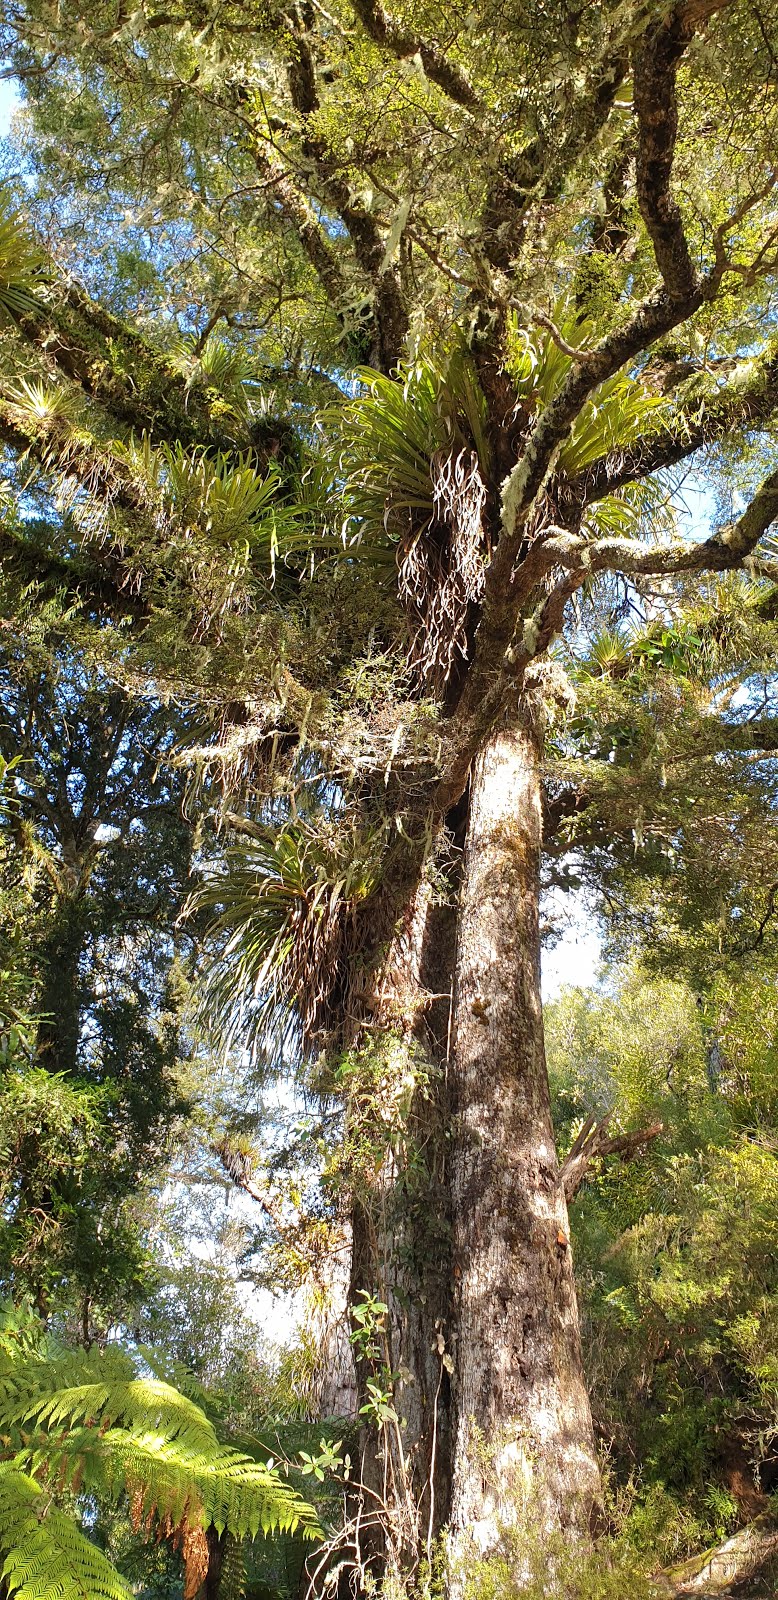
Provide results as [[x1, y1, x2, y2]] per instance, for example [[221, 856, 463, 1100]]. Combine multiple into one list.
[[576, 340, 778, 506], [0, 522, 148, 624], [14, 280, 251, 450], [539, 466, 778, 583], [0, 393, 151, 525], [495, 5, 738, 562], [437, 468, 778, 813], [633, 7, 698, 300], [284, 15, 409, 371], [350, 0, 479, 109], [497, 282, 706, 571], [254, 138, 349, 312], [560, 1113, 663, 1203]]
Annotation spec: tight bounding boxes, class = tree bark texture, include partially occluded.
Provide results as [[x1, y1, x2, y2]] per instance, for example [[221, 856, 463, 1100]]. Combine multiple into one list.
[[448, 719, 600, 1559], [36, 896, 86, 1077], [348, 866, 459, 1563]]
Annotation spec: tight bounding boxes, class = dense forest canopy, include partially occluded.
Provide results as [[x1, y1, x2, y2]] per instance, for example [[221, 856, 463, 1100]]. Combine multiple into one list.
[[2, 0, 778, 1595]]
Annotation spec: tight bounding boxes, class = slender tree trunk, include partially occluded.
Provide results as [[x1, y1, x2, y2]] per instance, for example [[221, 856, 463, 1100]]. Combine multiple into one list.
[[197, 1528, 226, 1599], [36, 895, 86, 1077], [448, 716, 600, 1563]]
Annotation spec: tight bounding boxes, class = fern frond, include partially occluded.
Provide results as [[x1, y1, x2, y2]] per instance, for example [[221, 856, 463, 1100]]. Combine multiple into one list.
[[1, 1348, 219, 1457], [0, 1466, 131, 1600], [104, 1432, 321, 1539], [0, 1308, 321, 1600]]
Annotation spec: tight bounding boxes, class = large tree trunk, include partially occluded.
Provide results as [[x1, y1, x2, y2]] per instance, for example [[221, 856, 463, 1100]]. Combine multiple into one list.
[[347, 863, 460, 1573], [448, 717, 600, 1563]]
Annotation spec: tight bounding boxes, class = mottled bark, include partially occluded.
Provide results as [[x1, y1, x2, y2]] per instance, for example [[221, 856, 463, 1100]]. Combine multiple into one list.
[[449, 719, 600, 1561], [349, 863, 459, 1565], [314, 1226, 358, 1422]]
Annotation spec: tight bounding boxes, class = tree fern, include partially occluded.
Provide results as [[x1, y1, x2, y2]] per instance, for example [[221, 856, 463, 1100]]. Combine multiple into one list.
[[0, 1306, 320, 1600]]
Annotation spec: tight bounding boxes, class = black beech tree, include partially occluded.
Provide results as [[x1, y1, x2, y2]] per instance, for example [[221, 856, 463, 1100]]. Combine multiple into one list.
[[2, 0, 778, 1580]]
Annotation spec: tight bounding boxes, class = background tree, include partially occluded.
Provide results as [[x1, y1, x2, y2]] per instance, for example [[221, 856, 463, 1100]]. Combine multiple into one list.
[[0, 530, 199, 1332]]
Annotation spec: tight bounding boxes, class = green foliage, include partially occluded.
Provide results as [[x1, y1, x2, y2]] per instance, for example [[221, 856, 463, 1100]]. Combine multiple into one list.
[[111, 437, 307, 575], [195, 815, 384, 1049], [548, 968, 778, 1555], [0, 193, 46, 323], [504, 309, 665, 477], [0, 1061, 145, 1309], [0, 615, 203, 1327], [297, 1437, 344, 1483], [455, 1527, 656, 1600], [0, 1302, 320, 1600], [0, 1466, 132, 1600]]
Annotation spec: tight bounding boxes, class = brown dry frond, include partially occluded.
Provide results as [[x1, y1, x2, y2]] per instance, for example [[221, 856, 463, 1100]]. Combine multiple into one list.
[[180, 1521, 210, 1599], [337, 346, 491, 696]]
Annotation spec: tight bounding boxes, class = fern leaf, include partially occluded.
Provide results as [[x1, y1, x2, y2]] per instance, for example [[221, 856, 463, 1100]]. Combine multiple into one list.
[[0, 1466, 131, 1600]]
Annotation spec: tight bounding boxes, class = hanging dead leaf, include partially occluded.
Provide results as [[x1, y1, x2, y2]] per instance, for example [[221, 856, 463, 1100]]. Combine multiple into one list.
[[181, 1522, 210, 1599]]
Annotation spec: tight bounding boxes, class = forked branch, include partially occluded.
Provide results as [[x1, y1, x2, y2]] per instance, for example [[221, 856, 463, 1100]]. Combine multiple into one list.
[[351, 0, 480, 109]]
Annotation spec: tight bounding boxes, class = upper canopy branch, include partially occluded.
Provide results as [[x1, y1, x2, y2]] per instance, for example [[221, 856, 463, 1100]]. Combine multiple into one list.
[[262, 19, 409, 372], [495, 279, 706, 570], [573, 340, 778, 506], [632, 6, 700, 302], [436, 466, 778, 811], [253, 136, 350, 312], [350, 0, 480, 109]]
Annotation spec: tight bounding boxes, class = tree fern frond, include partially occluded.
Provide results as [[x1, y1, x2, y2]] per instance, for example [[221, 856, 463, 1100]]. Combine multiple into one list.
[[2, 1350, 220, 1457], [0, 1307, 321, 1600], [22, 1421, 321, 1544], [104, 1432, 321, 1539], [0, 1466, 131, 1600]]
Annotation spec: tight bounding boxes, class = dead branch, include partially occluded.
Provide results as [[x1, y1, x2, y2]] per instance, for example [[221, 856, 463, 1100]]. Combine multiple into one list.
[[560, 1113, 664, 1203]]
